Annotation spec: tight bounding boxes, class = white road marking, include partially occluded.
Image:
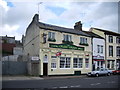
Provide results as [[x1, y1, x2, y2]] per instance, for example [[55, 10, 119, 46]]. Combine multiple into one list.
[[70, 85, 81, 88], [52, 87, 58, 89], [59, 86, 68, 88], [90, 83, 101, 86]]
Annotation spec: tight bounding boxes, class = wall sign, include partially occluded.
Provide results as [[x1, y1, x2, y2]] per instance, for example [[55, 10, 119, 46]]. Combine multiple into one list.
[[93, 55, 104, 60], [49, 43, 84, 51], [31, 56, 39, 61]]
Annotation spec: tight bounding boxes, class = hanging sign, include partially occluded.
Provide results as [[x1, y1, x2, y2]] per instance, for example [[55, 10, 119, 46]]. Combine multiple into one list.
[[56, 52, 62, 56]]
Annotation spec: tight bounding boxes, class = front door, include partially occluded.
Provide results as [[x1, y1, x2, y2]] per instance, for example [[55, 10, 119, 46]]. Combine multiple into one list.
[[43, 63, 48, 76]]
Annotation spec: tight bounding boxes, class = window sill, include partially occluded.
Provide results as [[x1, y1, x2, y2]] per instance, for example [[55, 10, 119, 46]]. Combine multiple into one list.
[[79, 43, 89, 46], [60, 68, 71, 69]]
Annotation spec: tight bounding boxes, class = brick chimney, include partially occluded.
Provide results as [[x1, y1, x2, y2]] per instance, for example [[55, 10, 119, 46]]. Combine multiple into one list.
[[74, 21, 82, 31]]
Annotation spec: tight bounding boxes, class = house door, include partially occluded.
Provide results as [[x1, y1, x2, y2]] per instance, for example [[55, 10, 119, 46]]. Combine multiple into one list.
[[43, 63, 48, 76]]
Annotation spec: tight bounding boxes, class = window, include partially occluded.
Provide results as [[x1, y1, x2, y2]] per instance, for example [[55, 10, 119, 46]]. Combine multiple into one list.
[[116, 46, 120, 57], [101, 46, 103, 53], [109, 36, 113, 43], [48, 32, 56, 41], [97, 45, 103, 54], [60, 57, 71, 68], [85, 58, 89, 68], [116, 37, 120, 44], [73, 58, 83, 68], [51, 63, 56, 68], [109, 46, 113, 56], [51, 56, 57, 69], [107, 61, 110, 68], [63, 34, 72, 41], [80, 37, 87, 44], [97, 45, 100, 53], [111, 61, 115, 69]]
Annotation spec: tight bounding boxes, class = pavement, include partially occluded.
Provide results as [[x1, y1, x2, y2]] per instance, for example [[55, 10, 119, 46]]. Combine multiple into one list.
[[2, 75, 43, 81], [2, 75, 86, 81]]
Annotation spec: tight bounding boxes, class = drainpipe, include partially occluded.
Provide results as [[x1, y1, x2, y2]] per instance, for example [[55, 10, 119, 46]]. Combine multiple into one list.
[[91, 37, 93, 71], [105, 33, 107, 68]]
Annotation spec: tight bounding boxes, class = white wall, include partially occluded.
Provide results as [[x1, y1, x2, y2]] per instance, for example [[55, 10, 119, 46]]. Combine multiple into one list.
[[93, 38, 105, 59]]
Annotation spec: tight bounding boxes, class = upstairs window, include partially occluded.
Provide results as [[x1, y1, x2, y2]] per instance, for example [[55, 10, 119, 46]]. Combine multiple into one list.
[[116, 46, 120, 57], [48, 32, 56, 42], [97, 45, 103, 54], [63, 34, 72, 41], [109, 36, 113, 43], [116, 37, 120, 44], [109, 45, 113, 56], [79, 37, 88, 46], [63, 34, 73, 44]]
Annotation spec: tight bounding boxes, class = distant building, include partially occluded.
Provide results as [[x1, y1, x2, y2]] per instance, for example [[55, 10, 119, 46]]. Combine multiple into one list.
[[1, 35, 23, 56], [83, 31, 105, 70], [90, 28, 120, 70]]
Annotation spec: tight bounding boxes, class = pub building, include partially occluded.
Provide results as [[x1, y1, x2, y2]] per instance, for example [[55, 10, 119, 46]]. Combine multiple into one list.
[[24, 14, 92, 76]]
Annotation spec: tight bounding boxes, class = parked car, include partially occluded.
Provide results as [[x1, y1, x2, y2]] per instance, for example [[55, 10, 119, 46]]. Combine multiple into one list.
[[87, 68, 112, 77], [112, 69, 120, 75]]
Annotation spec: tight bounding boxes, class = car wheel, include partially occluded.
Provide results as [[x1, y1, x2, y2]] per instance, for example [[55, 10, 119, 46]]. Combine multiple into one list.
[[96, 73, 99, 77], [107, 72, 111, 76], [113, 72, 116, 75]]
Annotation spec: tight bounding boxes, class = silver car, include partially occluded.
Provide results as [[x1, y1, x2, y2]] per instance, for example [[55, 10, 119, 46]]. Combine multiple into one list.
[[87, 68, 112, 77]]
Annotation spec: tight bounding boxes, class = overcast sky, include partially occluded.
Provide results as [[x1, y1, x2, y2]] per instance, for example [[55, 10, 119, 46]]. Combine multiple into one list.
[[0, 0, 119, 40]]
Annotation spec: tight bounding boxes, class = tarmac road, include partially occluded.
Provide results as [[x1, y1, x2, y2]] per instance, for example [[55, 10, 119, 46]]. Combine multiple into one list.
[[2, 75, 120, 89]]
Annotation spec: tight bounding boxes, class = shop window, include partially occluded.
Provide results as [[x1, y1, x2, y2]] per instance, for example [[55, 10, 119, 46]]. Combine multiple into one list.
[[60, 57, 71, 68], [111, 61, 115, 69], [107, 61, 110, 68], [109, 46, 113, 56], [51, 56, 57, 69], [48, 32, 56, 42], [73, 58, 83, 68], [85, 58, 89, 68], [79, 37, 88, 46], [51, 63, 56, 68], [109, 36, 113, 43]]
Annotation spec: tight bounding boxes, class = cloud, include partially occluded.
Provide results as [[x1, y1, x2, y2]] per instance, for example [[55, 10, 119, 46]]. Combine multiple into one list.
[[0, 0, 118, 40]]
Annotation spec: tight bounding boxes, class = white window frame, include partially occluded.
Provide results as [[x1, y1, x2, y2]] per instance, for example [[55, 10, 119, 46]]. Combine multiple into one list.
[[85, 58, 89, 68], [48, 32, 55, 40], [60, 57, 71, 69], [51, 56, 57, 69], [80, 37, 87, 44], [51, 63, 56, 69], [73, 58, 83, 68], [63, 35, 72, 42], [97, 45, 103, 54]]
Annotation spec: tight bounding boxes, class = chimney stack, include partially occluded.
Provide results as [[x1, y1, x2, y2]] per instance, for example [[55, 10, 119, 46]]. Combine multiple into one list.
[[74, 21, 82, 31], [33, 14, 39, 22]]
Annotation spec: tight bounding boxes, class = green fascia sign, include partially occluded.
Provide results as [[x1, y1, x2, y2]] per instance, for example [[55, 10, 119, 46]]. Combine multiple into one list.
[[49, 43, 84, 51]]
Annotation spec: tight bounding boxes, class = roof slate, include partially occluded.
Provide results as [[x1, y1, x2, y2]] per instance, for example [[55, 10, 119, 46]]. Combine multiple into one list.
[[91, 27, 120, 36], [37, 21, 91, 37]]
